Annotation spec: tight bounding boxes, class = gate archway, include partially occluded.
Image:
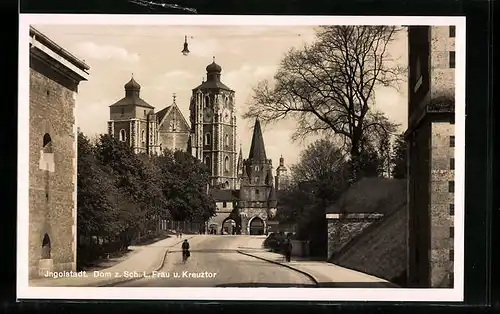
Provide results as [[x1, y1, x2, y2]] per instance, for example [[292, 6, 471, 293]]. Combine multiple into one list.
[[221, 218, 236, 235], [41, 233, 51, 259], [249, 217, 265, 235]]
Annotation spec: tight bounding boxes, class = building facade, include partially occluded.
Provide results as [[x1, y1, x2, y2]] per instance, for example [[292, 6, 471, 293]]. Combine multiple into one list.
[[108, 79, 190, 155], [406, 26, 456, 288], [29, 26, 89, 278], [188, 59, 238, 189]]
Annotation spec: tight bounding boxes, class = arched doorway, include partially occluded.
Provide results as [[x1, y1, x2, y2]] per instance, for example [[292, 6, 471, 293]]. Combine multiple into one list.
[[41, 233, 51, 259], [249, 217, 265, 235], [221, 218, 236, 235]]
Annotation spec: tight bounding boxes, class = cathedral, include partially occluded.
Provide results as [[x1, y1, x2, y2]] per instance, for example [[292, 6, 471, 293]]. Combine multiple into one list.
[[107, 58, 290, 235]]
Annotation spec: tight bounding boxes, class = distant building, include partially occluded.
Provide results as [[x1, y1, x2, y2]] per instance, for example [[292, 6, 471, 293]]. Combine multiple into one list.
[[108, 78, 190, 155], [275, 155, 290, 190], [29, 26, 90, 278], [406, 26, 456, 288]]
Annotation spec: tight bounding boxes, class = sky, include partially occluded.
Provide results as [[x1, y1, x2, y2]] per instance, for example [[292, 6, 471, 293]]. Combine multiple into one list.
[[33, 24, 408, 168]]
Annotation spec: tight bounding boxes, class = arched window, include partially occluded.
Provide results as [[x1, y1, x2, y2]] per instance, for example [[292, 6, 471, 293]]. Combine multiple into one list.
[[255, 166, 259, 171], [255, 189, 260, 195], [41, 233, 51, 259], [205, 133, 211, 146], [205, 95, 210, 107], [119, 129, 126, 142], [254, 176, 260, 183], [225, 134, 229, 147], [225, 181, 229, 189], [205, 156, 210, 166], [224, 156, 229, 172], [42, 133, 52, 153]]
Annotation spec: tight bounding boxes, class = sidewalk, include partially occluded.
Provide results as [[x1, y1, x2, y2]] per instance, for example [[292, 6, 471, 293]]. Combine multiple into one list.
[[29, 235, 195, 287], [237, 239, 398, 288]]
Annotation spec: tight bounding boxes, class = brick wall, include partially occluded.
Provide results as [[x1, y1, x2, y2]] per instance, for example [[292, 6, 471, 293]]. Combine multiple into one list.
[[29, 64, 77, 278]]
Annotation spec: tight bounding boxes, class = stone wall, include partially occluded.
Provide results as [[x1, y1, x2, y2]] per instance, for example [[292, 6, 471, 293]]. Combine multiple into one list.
[[29, 65, 77, 278], [429, 122, 455, 287], [240, 207, 268, 235], [327, 214, 383, 259]]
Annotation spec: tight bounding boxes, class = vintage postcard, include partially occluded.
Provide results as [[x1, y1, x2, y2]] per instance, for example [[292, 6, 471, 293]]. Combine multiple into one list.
[[18, 14, 465, 301]]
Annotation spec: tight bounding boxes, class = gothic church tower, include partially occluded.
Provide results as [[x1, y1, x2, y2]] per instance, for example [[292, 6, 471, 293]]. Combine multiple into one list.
[[189, 58, 238, 189]]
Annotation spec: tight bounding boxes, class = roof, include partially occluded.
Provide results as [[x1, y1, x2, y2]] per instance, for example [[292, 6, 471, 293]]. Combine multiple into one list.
[[155, 105, 171, 123], [209, 189, 240, 201], [30, 26, 90, 72], [325, 178, 406, 215], [109, 96, 155, 109], [248, 118, 267, 161], [192, 79, 233, 92]]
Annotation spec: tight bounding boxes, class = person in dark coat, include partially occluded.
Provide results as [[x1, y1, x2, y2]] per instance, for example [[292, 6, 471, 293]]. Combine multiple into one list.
[[283, 238, 292, 262], [181, 239, 190, 262]]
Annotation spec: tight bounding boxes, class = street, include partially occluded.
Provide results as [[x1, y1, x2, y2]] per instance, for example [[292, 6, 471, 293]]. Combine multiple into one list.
[[113, 235, 316, 287]]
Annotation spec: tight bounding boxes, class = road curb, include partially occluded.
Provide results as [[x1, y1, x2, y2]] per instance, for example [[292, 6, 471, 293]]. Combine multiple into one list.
[[99, 235, 195, 287], [154, 235, 195, 271], [237, 250, 319, 286]]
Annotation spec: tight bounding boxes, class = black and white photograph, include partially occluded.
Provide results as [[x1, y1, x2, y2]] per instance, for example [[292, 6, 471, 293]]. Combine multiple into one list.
[[18, 15, 465, 301]]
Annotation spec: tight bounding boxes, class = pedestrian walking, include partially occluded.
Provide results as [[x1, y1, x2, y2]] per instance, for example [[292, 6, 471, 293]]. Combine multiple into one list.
[[283, 238, 292, 262]]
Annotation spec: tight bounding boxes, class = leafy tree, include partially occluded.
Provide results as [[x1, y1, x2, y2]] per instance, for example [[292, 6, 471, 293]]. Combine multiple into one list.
[[157, 149, 216, 222], [391, 133, 408, 178], [277, 139, 350, 256], [243, 26, 403, 182]]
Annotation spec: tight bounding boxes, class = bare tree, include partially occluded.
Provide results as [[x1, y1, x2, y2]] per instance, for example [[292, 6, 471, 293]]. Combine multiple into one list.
[[243, 26, 404, 181]]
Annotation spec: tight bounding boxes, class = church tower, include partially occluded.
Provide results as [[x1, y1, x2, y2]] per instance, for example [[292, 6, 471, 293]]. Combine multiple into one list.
[[238, 118, 277, 235], [189, 57, 238, 189], [108, 76, 159, 155], [275, 155, 290, 190]]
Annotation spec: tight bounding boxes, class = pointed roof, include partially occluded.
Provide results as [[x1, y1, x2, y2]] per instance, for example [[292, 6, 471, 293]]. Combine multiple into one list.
[[192, 57, 233, 92], [124, 77, 140, 91], [248, 118, 267, 161], [110, 76, 154, 109]]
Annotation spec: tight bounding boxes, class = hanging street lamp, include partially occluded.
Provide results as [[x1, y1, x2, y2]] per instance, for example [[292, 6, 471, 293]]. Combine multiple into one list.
[[181, 35, 190, 56]]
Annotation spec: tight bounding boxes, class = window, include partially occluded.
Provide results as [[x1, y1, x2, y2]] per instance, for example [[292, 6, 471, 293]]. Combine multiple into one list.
[[205, 133, 211, 146], [225, 181, 229, 189], [255, 166, 259, 171], [42, 133, 52, 153], [449, 249, 454, 261], [121, 108, 125, 116], [449, 203, 455, 215], [225, 134, 229, 147], [449, 26, 456, 37], [448, 181, 455, 193], [222, 202, 227, 208], [205, 95, 210, 107], [449, 136, 455, 147], [254, 176, 259, 183], [141, 130, 146, 144], [119, 129, 126, 142], [450, 226, 454, 238], [449, 51, 455, 68], [144, 110, 147, 117], [205, 156, 210, 166], [450, 158, 455, 170], [255, 189, 260, 195], [224, 156, 229, 172]]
